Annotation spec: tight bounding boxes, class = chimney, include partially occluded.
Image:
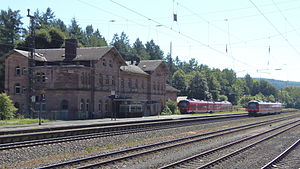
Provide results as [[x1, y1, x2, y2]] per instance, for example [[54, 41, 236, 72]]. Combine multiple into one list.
[[65, 39, 77, 60]]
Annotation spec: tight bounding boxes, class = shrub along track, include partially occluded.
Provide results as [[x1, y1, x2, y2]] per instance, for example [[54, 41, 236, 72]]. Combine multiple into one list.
[[38, 114, 300, 169]]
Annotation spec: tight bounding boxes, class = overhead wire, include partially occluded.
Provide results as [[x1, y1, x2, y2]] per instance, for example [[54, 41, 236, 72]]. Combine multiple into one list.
[[109, 0, 254, 68], [249, 0, 300, 56]]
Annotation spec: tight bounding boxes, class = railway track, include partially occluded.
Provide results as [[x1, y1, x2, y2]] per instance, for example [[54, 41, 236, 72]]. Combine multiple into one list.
[[0, 113, 248, 147], [160, 121, 300, 169], [261, 138, 300, 169], [38, 115, 300, 169], [0, 114, 296, 151]]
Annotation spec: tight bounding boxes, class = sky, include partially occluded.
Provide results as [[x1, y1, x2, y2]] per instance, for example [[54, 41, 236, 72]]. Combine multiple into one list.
[[2, 0, 300, 82]]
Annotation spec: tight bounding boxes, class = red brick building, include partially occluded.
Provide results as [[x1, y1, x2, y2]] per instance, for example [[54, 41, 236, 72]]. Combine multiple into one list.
[[4, 40, 177, 120]]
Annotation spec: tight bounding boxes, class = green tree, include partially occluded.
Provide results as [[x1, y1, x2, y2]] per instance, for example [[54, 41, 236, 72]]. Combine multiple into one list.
[[172, 69, 187, 96], [243, 74, 254, 95], [161, 105, 172, 115], [0, 93, 17, 120], [145, 40, 164, 60], [238, 95, 256, 108], [110, 32, 132, 61], [166, 100, 179, 114], [132, 38, 149, 60], [68, 17, 84, 45], [188, 71, 210, 100], [207, 74, 221, 101], [0, 8, 23, 91]]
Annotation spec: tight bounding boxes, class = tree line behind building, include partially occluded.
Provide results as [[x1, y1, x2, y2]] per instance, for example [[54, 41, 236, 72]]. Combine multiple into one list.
[[0, 7, 300, 109]]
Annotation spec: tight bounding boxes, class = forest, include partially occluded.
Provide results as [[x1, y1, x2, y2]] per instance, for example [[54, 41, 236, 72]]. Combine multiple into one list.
[[1, 7, 300, 108]]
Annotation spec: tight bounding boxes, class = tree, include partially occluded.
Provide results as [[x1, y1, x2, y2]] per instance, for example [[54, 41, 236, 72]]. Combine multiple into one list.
[[68, 18, 84, 45], [0, 93, 17, 120], [0, 8, 23, 91], [22, 27, 66, 49], [145, 40, 164, 60], [207, 74, 221, 101], [110, 32, 132, 60], [243, 74, 254, 95], [187, 71, 210, 100], [172, 69, 187, 96], [132, 38, 149, 60]]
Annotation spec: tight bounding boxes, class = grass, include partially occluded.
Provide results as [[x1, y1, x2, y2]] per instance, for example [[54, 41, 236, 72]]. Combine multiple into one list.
[[0, 118, 50, 126]]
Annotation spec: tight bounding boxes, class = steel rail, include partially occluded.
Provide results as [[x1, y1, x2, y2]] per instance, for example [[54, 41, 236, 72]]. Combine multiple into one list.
[[0, 113, 250, 149], [261, 138, 300, 169], [159, 121, 300, 169], [40, 117, 299, 168]]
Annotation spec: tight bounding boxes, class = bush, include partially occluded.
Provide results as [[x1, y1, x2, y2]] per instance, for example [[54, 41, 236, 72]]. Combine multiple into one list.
[[161, 105, 172, 115], [166, 100, 179, 114], [0, 93, 17, 120]]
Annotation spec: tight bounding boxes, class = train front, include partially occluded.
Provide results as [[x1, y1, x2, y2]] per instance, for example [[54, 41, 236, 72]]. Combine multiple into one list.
[[247, 101, 259, 116], [178, 100, 189, 114]]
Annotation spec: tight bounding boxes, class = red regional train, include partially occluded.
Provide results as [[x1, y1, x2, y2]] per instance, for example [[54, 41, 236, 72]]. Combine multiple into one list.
[[247, 100, 283, 116], [178, 100, 232, 114]]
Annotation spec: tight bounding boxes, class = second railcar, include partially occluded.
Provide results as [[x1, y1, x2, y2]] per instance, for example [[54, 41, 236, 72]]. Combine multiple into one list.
[[247, 100, 282, 116]]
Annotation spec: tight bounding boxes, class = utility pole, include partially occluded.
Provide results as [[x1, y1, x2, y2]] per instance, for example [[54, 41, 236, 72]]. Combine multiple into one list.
[[27, 9, 36, 121]]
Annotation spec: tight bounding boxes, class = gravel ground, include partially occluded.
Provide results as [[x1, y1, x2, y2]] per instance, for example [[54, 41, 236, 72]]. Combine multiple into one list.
[[273, 140, 300, 169], [0, 112, 299, 169], [213, 125, 300, 169]]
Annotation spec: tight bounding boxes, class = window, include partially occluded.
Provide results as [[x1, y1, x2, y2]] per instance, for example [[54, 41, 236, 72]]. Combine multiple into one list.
[[135, 79, 138, 89], [121, 79, 124, 88], [61, 100, 69, 110], [99, 74, 103, 86], [15, 66, 21, 76], [15, 83, 21, 94], [98, 100, 102, 112], [128, 78, 132, 88], [81, 72, 84, 84], [36, 72, 41, 82], [80, 99, 85, 111], [86, 99, 90, 112], [22, 67, 27, 75], [42, 73, 46, 82], [105, 75, 109, 85], [102, 59, 106, 66], [109, 60, 112, 67], [112, 76, 115, 86], [105, 100, 109, 112]]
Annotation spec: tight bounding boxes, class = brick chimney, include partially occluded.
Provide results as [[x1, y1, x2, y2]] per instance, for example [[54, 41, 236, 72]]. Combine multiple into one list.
[[65, 39, 77, 60]]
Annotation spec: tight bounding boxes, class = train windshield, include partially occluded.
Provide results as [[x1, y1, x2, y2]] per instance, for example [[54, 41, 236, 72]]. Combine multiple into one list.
[[178, 100, 188, 108], [248, 102, 257, 109]]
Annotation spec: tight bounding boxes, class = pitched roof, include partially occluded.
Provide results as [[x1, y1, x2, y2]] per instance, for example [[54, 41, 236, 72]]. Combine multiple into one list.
[[137, 60, 164, 72], [35, 46, 114, 61], [120, 64, 149, 76], [166, 84, 180, 92], [9, 47, 127, 65]]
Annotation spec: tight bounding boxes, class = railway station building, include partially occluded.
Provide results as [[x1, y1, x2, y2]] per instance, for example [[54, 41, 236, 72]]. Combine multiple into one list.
[[4, 39, 178, 120]]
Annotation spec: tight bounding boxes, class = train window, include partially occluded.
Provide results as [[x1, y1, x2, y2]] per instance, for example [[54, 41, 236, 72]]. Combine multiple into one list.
[[248, 103, 257, 109], [178, 101, 188, 108]]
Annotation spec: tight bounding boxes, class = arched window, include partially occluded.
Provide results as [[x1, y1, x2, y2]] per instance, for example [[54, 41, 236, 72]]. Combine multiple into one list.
[[61, 100, 69, 110], [15, 83, 21, 94], [98, 100, 102, 112], [80, 99, 85, 111], [86, 99, 89, 112]]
